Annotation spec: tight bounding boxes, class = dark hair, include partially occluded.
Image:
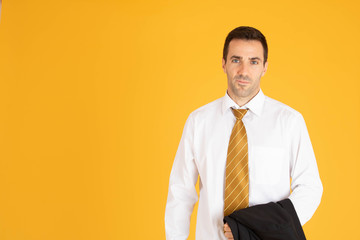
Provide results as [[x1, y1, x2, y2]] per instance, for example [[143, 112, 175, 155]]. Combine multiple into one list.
[[223, 26, 268, 64]]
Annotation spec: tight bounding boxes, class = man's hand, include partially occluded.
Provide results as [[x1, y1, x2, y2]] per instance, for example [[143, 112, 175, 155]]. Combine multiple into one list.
[[223, 223, 234, 240]]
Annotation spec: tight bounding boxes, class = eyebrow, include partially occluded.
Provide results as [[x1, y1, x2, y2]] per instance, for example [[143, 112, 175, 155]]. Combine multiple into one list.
[[249, 57, 262, 62], [230, 55, 263, 62]]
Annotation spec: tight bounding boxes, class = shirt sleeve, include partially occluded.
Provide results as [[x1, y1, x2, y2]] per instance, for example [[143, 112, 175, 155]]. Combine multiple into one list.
[[165, 113, 199, 240], [288, 113, 323, 226]]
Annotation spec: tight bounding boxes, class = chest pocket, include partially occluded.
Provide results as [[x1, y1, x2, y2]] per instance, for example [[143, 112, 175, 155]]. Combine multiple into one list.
[[250, 146, 286, 185]]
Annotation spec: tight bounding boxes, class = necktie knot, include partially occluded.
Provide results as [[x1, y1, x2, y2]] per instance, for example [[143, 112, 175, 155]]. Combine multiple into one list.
[[231, 108, 248, 120]]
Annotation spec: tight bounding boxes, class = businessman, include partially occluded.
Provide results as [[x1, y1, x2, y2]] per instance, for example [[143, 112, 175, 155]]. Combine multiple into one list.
[[165, 26, 323, 240]]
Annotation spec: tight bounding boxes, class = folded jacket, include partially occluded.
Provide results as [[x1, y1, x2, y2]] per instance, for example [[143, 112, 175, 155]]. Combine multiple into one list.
[[223, 199, 306, 240]]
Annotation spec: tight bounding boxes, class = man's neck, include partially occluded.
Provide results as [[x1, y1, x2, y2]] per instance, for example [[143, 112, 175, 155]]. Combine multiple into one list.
[[227, 89, 260, 107]]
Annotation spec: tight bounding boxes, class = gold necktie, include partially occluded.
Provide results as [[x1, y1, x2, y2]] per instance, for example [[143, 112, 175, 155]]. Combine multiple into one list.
[[224, 108, 249, 216]]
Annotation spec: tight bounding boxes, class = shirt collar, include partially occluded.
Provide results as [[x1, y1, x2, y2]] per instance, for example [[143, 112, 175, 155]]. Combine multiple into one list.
[[221, 89, 265, 116]]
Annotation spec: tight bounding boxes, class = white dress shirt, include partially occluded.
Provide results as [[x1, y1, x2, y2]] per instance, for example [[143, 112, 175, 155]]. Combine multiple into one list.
[[165, 89, 323, 240]]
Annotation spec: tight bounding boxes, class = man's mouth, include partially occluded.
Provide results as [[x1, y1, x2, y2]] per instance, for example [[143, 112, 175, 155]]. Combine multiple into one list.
[[237, 80, 250, 85]]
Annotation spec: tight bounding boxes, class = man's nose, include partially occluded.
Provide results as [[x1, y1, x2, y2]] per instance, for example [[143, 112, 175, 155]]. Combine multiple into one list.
[[236, 63, 248, 75]]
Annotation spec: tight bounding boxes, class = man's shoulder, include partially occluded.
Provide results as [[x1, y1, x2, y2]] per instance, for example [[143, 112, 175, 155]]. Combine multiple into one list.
[[188, 96, 224, 119], [263, 95, 303, 119]]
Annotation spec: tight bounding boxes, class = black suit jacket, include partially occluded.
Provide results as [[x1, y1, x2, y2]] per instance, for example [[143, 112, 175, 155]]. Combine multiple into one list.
[[223, 199, 306, 240]]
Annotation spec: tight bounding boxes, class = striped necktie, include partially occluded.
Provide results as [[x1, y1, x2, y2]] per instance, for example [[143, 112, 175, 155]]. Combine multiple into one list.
[[224, 108, 249, 216]]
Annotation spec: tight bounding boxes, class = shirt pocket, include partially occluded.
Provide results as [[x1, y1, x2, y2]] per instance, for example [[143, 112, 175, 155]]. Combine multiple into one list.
[[250, 146, 286, 185]]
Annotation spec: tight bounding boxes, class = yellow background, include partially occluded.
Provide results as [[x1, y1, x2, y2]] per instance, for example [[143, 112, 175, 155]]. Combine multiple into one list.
[[0, 0, 359, 239]]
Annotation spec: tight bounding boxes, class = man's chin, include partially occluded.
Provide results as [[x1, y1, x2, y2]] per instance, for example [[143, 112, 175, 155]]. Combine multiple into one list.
[[234, 88, 250, 98]]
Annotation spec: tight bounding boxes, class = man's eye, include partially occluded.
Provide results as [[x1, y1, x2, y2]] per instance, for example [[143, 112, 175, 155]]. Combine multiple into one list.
[[251, 61, 259, 65], [231, 59, 239, 63]]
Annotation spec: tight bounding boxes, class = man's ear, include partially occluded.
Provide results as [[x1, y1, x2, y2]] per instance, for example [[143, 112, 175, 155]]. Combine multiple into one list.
[[261, 61, 268, 77], [222, 58, 226, 73]]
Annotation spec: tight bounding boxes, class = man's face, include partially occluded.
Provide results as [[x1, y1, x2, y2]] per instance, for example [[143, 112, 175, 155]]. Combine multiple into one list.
[[222, 39, 268, 101]]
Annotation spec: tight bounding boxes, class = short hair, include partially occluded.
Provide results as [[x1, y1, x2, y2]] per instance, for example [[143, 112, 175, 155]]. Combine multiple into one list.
[[223, 26, 268, 64]]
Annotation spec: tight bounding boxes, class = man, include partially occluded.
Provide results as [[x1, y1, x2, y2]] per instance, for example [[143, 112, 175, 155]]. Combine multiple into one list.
[[165, 26, 323, 240]]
